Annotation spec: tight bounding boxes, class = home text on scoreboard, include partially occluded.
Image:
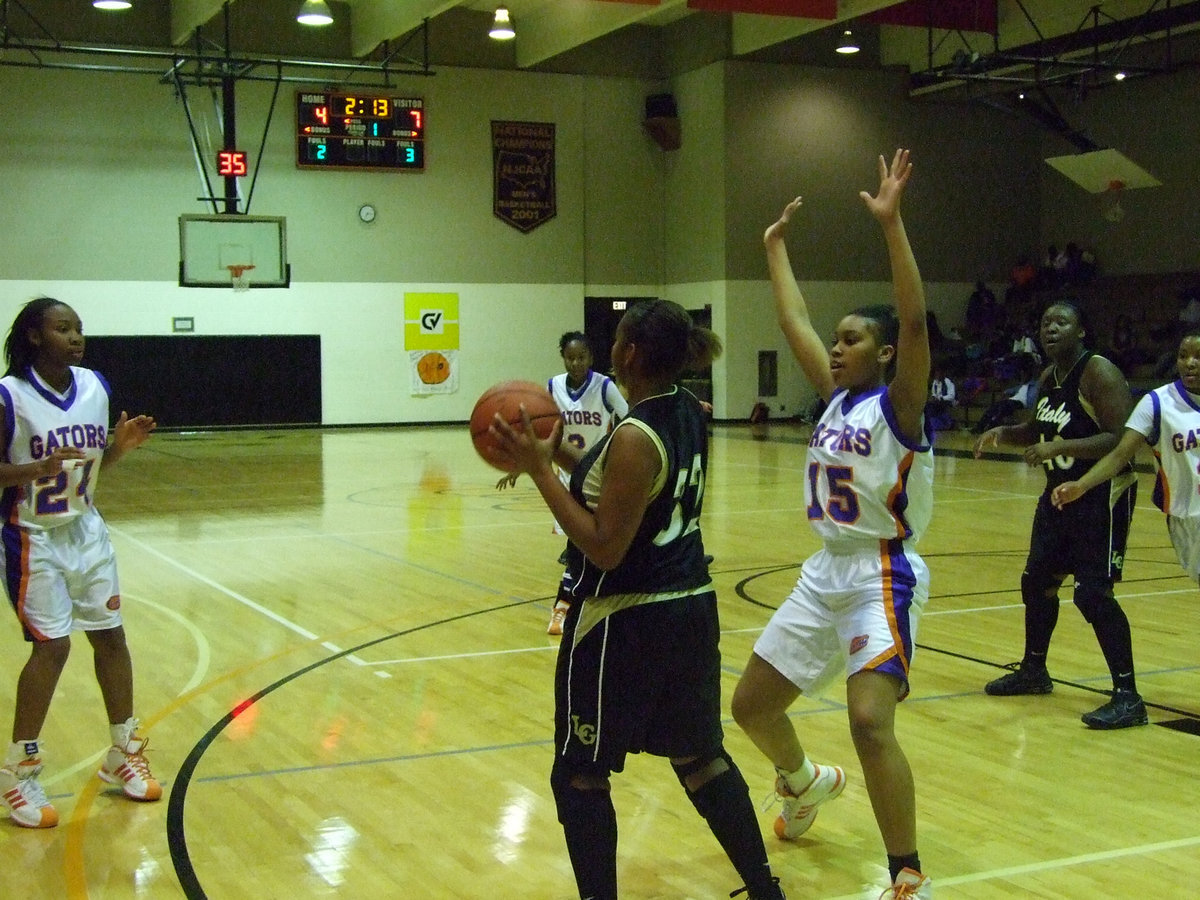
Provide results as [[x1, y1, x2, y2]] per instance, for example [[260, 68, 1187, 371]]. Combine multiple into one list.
[[296, 93, 424, 171]]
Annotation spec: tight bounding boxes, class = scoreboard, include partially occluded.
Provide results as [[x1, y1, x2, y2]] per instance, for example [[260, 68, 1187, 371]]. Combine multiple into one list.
[[296, 92, 424, 171]]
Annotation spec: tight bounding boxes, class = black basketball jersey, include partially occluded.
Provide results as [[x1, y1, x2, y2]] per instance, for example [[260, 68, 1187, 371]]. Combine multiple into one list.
[[1031, 351, 1126, 489], [565, 386, 710, 599]]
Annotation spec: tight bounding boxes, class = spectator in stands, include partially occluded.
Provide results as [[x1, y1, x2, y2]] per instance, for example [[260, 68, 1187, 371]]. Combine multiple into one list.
[[1155, 290, 1200, 377], [971, 358, 1040, 434], [1110, 314, 1152, 376], [993, 321, 1041, 382], [925, 365, 957, 431], [964, 280, 999, 343], [1007, 254, 1036, 301], [1062, 243, 1096, 285]]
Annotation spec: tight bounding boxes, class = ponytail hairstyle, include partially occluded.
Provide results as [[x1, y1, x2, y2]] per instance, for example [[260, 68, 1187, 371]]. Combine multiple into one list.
[[5, 296, 65, 380], [851, 303, 900, 378], [620, 299, 723, 382]]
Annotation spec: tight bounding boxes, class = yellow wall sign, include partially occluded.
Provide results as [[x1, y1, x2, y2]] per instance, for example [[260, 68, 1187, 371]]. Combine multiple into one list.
[[404, 293, 460, 351]]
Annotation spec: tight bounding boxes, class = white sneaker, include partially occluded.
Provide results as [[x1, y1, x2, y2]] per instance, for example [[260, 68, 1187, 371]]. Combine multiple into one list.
[[98, 723, 162, 802], [772, 762, 845, 839], [547, 602, 569, 636], [0, 757, 59, 828], [879, 868, 932, 899]]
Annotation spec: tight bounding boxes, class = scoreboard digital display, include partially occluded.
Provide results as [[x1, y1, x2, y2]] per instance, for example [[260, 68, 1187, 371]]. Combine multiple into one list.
[[296, 92, 424, 171]]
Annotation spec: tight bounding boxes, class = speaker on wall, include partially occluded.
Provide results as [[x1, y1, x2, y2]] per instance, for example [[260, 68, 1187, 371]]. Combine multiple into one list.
[[643, 93, 681, 151]]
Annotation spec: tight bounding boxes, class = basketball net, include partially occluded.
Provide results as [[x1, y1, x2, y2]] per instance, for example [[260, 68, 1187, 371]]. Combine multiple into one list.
[[1103, 179, 1125, 224], [226, 264, 255, 292]]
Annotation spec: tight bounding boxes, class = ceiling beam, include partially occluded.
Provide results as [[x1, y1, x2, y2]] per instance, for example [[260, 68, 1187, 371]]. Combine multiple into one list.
[[902, 0, 1200, 93], [348, 0, 456, 58], [730, 0, 905, 55], [171, 0, 230, 45], [515, 0, 689, 69]]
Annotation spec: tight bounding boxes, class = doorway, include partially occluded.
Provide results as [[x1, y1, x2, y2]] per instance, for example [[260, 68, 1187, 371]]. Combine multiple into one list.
[[583, 296, 656, 376]]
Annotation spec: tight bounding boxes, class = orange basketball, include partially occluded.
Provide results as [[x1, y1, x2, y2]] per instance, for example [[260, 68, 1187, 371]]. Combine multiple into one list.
[[469, 380, 561, 471], [416, 351, 450, 385]]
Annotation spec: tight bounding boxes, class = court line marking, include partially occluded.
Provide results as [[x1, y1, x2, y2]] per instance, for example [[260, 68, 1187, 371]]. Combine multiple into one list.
[[823, 834, 1200, 898], [108, 526, 367, 665], [44, 591, 212, 789], [79, 552, 1192, 897], [164, 595, 537, 900]]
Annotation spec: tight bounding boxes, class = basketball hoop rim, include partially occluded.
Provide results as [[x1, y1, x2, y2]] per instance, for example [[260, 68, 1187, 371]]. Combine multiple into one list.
[[226, 263, 256, 292]]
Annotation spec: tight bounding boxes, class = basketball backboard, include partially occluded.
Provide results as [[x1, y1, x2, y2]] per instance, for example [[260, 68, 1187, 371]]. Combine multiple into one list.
[[1044, 149, 1161, 193], [179, 214, 290, 288]]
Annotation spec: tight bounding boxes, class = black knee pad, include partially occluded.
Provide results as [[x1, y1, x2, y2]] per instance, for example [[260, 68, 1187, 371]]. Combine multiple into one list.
[[671, 747, 728, 783], [1021, 571, 1063, 607], [550, 757, 608, 824], [672, 748, 744, 817], [1073, 578, 1121, 624]]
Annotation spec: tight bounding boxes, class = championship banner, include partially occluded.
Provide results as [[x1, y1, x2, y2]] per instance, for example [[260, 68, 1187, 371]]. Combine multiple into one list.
[[405, 292, 460, 395], [492, 121, 556, 233]]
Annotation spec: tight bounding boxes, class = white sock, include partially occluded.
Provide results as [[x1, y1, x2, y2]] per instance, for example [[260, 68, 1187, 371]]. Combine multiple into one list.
[[777, 758, 816, 794], [110, 717, 139, 749], [6, 740, 39, 766]]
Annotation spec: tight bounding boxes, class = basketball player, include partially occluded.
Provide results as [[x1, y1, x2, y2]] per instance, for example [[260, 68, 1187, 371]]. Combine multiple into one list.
[[498, 331, 627, 635], [0, 297, 160, 829], [491, 300, 785, 900], [975, 299, 1145, 729], [731, 149, 933, 900], [1053, 331, 1200, 587]]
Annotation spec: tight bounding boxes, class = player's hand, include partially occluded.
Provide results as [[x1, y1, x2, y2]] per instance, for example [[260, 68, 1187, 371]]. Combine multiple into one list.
[[973, 427, 1002, 458], [1051, 481, 1084, 510], [859, 148, 912, 222], [112, 411, 157, 451], [1022, 442, 1052, 467], [490, 405, 562, 476], [764, 196, 802, 244], [495, 472, 520, 490], [37, 447, 86, 478]]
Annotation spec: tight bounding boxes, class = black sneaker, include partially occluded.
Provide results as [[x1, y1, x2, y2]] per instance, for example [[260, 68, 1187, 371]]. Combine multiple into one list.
[[729, 876, 785, 900], [984, 663, 1053, 696], [1081, 691, 1149, 729]]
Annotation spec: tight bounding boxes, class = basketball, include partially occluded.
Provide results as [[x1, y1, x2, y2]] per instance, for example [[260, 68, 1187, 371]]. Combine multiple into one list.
[[470, 380, 560, 471]]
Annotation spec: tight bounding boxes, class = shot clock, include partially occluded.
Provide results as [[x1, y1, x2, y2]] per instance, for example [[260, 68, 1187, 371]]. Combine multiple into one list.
[[216, 150, 248, 177], [296, 92, 424, 171]]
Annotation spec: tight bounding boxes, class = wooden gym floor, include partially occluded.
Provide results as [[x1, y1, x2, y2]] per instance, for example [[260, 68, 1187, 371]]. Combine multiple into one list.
[[0, 422, 1195, 899]]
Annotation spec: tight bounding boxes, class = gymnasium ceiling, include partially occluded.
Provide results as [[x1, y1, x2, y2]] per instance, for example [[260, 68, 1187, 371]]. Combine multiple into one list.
[[3, 0, 1199, 100]]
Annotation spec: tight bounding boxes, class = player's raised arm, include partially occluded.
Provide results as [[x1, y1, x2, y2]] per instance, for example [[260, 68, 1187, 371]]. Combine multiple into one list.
[[764, 196, 836, 402], [863, 149, 928, 444]]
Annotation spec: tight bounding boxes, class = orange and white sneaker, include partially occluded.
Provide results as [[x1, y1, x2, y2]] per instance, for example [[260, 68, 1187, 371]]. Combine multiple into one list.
[[879, 868, 932, 899], [99, 721, 162, 802], [547, 602, 570, 636], [771, 762, 846, 840], [0, 757, 59, 828]]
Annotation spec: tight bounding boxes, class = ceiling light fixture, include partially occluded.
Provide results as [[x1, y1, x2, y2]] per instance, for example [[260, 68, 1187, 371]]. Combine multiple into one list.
[[836, 29, 860, 55], [490, 7, 516, 41], [93, 0, 132, 9], [296, 0, 334, 27]]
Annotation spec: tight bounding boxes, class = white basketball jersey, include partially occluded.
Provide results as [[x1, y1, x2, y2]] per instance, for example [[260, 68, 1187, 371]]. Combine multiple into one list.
[[805, 386, 934, 546], [1126, 380, 1200, 519], [0, 367, 110, 530], [548, 371, 627, 457]]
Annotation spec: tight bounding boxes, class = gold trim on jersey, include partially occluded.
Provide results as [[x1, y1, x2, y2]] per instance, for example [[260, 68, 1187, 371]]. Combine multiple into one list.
[[571, 582, 714, 646]]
